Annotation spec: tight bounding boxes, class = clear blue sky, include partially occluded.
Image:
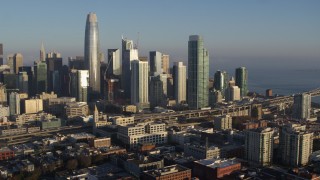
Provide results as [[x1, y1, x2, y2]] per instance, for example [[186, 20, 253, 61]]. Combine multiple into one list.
[[1, 0, 319, 72]]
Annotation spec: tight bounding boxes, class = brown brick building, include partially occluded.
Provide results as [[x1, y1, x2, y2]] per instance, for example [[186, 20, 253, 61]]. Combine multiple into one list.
[[0, 147, 14, 161], [193, 158, 241, 180]]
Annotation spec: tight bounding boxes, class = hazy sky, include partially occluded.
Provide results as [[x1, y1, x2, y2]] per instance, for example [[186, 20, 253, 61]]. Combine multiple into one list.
[[1, 0, 319, 72]]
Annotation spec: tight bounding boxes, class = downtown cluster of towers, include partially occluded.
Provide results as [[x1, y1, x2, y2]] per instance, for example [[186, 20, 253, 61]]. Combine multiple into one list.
[[0, 13, 249, 110]]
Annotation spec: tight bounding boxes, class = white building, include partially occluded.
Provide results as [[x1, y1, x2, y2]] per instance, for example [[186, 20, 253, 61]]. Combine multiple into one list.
[[131, 60, 149, 108], [77, 70, 89, 102], [214, 115, 232, 130], [117, 123, 167, 149], [230, 86, 241, 101], [293, 93, 311, 120], [245, 127, 274, 166], [9, 92, 20, 116], [110, 116, 134, 126], [279, 124, 313, 167], [173, 62, 186, 104]]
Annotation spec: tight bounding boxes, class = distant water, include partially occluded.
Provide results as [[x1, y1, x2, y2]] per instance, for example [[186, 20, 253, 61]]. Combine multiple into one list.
[[211, 67, 320, 103]]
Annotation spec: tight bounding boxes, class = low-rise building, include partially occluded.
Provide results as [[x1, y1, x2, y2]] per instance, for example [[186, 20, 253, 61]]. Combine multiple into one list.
[[184, 143, 221, 160], [122, 105, 137, 113], [89, 137, 111, 148], [64, 102, 88, 119], [0, 147, 14, 160], [40, 118, 62, 130], [110, 116, 134, 126], [141, 164, 192, 180], [124, 155, 164, 178], [193, 158, 241, 180]]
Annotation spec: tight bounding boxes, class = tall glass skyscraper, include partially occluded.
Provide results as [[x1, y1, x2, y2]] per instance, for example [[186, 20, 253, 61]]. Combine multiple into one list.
[[235, 67, 248, 97], [84, 12, 100, 95], [187, 35, 209, 109]]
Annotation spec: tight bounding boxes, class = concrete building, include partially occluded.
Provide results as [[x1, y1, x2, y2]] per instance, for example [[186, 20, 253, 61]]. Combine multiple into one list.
[[235, 67, 248, 97], [0, 147, 15, 160], [141, 164, 191, 180], [131, 60, 149, 108], [110, 116, 134, 126], [214, 115, 232, 130], [209, 89, 222, 106], [124, 156, 164, 178], [193, 158, 241, 180], [173, 62, 186, 104], [12, 112, 57, 125], [161, 54, 170, 74], [245, 127, 274, 166], [89, 137, 111, 148], [279, 124, 313, 167], [117, 123, 168, 149], [184, 143, 221, 160], [187, 35, 209, 109], [149, 76, 165, 109], [0, 105, 9, 119], [41, 118, 62, 130], [292, 93, 311, 120], [7, 53, 23, 74], [0, 84, 7, 105], [64, 102, 89, 119], [21, 99, 43, 114]]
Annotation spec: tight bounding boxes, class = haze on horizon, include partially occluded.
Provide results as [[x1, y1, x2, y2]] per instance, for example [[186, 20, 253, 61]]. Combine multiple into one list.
[[1, 0, 319, 72]]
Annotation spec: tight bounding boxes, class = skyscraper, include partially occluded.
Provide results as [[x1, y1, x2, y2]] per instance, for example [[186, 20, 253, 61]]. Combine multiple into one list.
[[18, 72, 29, 94], [161, 54, 170, 74], [292, 93, 311, 120], [9, 92, 20, 116], [245, 127, 274, 166], [69, 69, 89, 102], [173, 62, 186, 104], [84, 12, 101, 96], [7, 53, 23, 74], [40, 43, 46, 62], [122, 37, 138, 99], [0, 43, 3, 65], [279, 124, 313, 167], [34, 61, 47, 94], [235, 67, 248, 97], [46, 51, 62, 93], [187, 35, 209, 109], [149, 51, 163, 76], [149, 76, 165, 109], [107, 49, 121, 76], [131, 60, 149, 108], [214, 70, 228, 97]]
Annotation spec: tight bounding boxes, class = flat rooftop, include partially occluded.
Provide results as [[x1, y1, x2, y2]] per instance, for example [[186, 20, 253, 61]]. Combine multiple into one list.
[[143, 164, 190, 177], [195, 158, 240, 169]]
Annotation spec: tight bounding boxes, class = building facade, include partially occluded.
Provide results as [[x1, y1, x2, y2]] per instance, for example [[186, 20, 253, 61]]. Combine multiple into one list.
[[292, 93, 311, 120], [235, 67, 248, 97], [131, 60, 149, 108], [173, 62, 186, 104], [187, 35, 209, 109]]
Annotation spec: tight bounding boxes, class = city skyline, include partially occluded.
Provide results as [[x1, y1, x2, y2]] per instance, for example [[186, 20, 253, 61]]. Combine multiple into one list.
[[1, 0, 319, 72]]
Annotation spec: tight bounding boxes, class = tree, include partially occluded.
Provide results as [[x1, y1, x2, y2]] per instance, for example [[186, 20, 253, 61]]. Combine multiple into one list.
[[66, 159, 78, 170]]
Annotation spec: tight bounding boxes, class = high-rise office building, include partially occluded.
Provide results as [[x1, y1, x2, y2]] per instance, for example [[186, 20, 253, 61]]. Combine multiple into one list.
[[40, 43, 46, 62], [214, 70, 228, 97], [149, 76, 165, 109], [131, 60, 149, 108], [149, 51, 163, 76], [245, 127, 274, 166], [161, 54, 170, 74], [7, 53, 23, 74], [46, 51, 62, 93], [34, 61, 47, 94], [173, 62, 186, 104], [107, 49, 121, 76], [84, 12, 101, 96], [9, 92, 20, 116], [159, 74, 168, 96], [0, 43, 3, 65], [68, 56, 85, 70], [0, 84, 7, 105], [18, 66, 34, 96], [18, 72, 29, 94], [279, 124, 313, 167], [122, 37, 138, 99], [235, 67, 248, 97], [187, 35, 209, 109], [69, 69, 89, 102], [292, 93, 311, 120]]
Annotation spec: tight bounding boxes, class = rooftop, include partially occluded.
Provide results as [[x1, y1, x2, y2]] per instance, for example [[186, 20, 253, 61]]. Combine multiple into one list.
[[195, 158, 239, 169], [143, 164, 190, 177]]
